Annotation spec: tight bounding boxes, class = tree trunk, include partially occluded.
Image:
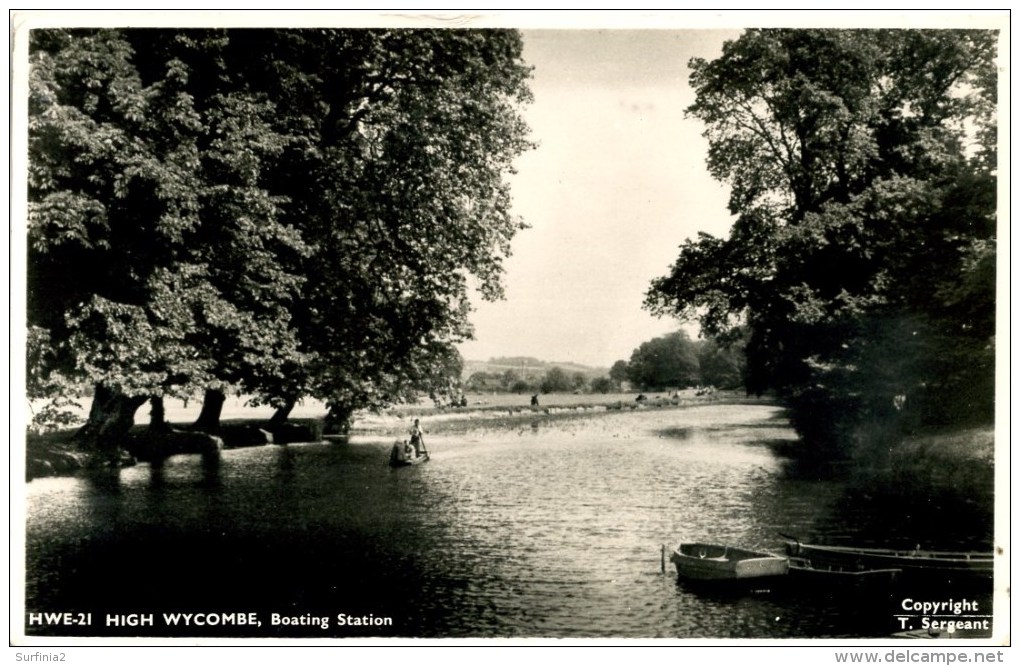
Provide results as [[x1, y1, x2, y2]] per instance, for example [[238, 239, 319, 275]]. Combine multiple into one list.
[[193, 389, 226, 432], [76, 384, 148, 455], [269, 396, 296, 426], [149, 396, 170, 432]]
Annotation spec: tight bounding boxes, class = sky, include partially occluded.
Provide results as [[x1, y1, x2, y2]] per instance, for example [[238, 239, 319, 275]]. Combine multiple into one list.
[[457, 29, 742, 368]]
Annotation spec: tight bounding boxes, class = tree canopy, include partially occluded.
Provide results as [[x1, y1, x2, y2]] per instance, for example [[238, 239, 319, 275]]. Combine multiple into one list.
[[609, 332, 745, 391], [646, 29, 997, 452], [539, 366, 571, 394], [27, 28, 533, 447], [626, 331, 700, 390]]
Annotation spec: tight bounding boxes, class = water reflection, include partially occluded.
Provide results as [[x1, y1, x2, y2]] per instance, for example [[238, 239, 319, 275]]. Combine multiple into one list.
[[84, 466, 123, 494], [23, 404, 995, 639], [199, 450, 222, 488]]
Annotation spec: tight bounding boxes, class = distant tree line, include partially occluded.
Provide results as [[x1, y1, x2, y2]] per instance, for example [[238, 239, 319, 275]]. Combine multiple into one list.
[[611, 331, 745, 392], [464, 331, 744, 395], [464, 366, 589, 395], [26, 28, 533, 452]]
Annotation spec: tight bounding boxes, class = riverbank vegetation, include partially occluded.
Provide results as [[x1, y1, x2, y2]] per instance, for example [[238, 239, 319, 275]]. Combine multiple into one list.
[[25, 28, 999, 470], [25, 389, 993, 484], [22, 389, 762, 479], [646, 29, 998, 457], [27, 29, 534, 457]]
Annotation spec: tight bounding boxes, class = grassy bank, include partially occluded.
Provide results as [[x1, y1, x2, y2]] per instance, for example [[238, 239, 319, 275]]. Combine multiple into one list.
[[896, 426, 995, 465], [883, 426, 996, 503], [377, 388, 770, 419], [355, 389, 775, 435]]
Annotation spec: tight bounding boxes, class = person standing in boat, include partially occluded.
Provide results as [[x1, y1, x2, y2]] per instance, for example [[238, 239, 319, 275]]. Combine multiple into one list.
[[409, 419, 426, 457]]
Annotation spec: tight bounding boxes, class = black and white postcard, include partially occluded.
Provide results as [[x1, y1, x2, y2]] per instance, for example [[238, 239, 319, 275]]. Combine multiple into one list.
[[10, 9, 1010, 655]]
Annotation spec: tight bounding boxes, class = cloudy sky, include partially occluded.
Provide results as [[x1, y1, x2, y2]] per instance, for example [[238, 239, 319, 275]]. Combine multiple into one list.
[[456, 29, 741, 368]]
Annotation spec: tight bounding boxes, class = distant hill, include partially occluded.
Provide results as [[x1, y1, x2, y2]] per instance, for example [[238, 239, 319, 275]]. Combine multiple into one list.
[[463, 357, 609, 382]]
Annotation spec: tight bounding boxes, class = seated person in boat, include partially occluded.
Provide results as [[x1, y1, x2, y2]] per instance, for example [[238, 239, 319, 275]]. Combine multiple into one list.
[[390, 440, 414, 463]]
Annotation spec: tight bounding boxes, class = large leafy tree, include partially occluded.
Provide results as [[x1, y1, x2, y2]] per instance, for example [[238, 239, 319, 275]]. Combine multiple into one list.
[[273, 30, 533, 429], [27, 28, 532, 450], [539, 367, 571, 394], [647, 29, 997, 452], [608, 360, 630, 388], [696, 337, 745, 390], [626, 331, 700, 390], [28, 29, 308, 448]]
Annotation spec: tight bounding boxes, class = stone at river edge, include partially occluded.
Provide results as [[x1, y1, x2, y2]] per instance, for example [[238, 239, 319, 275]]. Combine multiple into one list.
[[25, 435, 138, 481], [217, 424, 274, 448], [124, 429, 225, 462]]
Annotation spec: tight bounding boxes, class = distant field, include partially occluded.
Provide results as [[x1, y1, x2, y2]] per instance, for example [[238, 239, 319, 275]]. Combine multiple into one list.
[[380, 389, 734, 416], [355, 389, 766, 435], [458, 390, 675, 409]]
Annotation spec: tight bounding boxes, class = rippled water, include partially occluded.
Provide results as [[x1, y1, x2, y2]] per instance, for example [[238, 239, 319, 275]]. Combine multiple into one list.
[[22, 404, 995, 639]]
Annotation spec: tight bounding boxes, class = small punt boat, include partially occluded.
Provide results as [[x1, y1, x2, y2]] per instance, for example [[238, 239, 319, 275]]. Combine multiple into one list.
[[783, 539, 993, 583], [389, 452, 429, 467], [671, 543, 789, 581], [388, 442, 430, 467], [786, 556, 900, 594], [390, 451, 429, 467]]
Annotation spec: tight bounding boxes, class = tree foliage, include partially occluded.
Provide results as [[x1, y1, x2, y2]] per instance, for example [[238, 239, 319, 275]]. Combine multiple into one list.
[[695, 337, 745, 390], [610, 331, 744, 391], [539, 366, 571, 394], [26, 28, 533, 447], [626, 331, 700, 390], [647, 29, 997, 451], [608, 360, 630, 386]]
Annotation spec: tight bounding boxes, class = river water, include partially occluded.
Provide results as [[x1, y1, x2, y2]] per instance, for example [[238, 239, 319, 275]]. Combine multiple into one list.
[[21, 404, 996, 640]]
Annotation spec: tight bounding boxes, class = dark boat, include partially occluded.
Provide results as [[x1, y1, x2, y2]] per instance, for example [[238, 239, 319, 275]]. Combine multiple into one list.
[[388, 439, 430, 467], [783, 539, 993, 582], [786, 556, 901, 593], [670, 543, 789, 581], [389, 452, 429, 467]]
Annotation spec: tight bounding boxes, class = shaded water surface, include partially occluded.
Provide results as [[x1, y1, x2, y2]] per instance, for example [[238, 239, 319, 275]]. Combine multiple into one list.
[[23, 405, 994, 639]]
